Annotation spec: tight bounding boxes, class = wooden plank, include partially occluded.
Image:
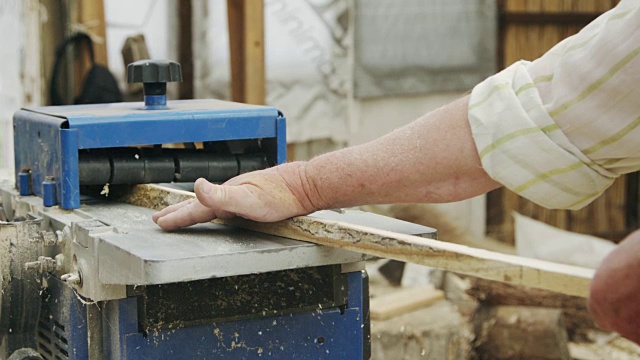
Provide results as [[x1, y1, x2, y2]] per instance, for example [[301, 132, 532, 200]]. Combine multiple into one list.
[[570, 203, 593, 235], [287, 143, 296, 161], [362, 204, 516, 254], [467, 277, 596, 334], [76, 0, 108, 66], [227, 0, 265, 104], [120, 184, 595, 298], [40, 1, 66, 104], [608, 176, 628, 234], [592, 192, 609, 236], [178, 0, 194, 100], [68, 0, 108, 102], [370, 287, 445, 321]]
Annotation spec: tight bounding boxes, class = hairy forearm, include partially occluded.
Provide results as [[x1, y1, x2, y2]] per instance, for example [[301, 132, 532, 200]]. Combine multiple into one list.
[[153, 95, 503, 230], [298, 95, 501, 210]]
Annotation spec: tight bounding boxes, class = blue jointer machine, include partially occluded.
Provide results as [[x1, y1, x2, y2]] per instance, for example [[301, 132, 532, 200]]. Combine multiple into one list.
[[0, 61, 435, 359], [13, 59, 286, 210]]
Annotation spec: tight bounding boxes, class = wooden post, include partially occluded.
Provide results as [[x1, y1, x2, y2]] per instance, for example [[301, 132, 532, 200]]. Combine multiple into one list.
[[40, 1, 66, 104], [70, 0, 109, 101], [178, 0, 194, 100], [77, 0, 108, 66], [227, 0, 265, 104]]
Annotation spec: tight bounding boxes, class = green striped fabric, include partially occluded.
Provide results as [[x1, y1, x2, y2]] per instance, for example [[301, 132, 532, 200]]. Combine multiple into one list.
[[468, 0, 640, 210]]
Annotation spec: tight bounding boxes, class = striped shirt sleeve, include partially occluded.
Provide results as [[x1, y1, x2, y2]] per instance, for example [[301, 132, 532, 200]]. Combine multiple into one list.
[[468, 0, 640, 210]]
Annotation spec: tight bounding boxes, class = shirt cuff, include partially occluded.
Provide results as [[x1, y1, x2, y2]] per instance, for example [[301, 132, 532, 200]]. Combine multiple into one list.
[[468, 61, 616, 210]]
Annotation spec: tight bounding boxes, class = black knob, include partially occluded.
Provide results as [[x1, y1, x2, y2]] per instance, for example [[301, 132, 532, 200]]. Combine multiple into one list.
[[128, 59, 182, 85], [127, 60, 182, 107]]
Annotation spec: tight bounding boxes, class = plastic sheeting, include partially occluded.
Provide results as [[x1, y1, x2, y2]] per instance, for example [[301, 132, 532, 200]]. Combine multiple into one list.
[[194, 0, 350, 143], [515, 212, 615, 269], [194, 0, 497, 143], [353, 0, 497, 98]]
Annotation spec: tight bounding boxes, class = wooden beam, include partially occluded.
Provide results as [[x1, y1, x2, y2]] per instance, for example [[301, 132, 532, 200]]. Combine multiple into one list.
[[40, 0, 66, 104], [178, 0, 194, 100], [227, 0, 265, 104], [76, 0, 108, 66], [467, 277, 596, 334], [500, 11, 601, 25], [120, 184, 595, 298], [69, 0, 108, 101], [370, 287, 445, 321]]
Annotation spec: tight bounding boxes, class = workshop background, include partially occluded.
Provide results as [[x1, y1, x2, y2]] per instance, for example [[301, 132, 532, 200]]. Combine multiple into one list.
[[2, 0, 639, 358]]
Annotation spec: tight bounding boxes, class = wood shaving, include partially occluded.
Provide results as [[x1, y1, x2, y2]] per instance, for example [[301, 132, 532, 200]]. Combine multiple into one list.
[[100, 183, 110, 197]]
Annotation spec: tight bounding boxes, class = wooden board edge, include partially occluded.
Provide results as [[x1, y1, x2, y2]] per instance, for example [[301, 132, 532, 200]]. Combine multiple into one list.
[[121, 184, 595, 298]]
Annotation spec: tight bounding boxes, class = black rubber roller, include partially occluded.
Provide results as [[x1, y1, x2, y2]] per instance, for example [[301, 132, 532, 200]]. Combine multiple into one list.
[[79, 149, 269, 185], [175, 153, 238, 183], [78, 153, 111, 185]]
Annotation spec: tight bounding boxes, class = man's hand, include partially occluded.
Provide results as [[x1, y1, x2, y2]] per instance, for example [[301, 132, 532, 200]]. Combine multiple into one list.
[[589, 230, 640, 344], [152, 162, 319, 231], [152, 95, 500, 231]]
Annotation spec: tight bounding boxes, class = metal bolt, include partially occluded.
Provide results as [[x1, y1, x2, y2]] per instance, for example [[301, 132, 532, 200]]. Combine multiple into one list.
[[24, 256, 58, 273], [54, 253, 64, 267], [55, 230, 65, 245], [40, 231, 57, 246], [61, 272, 81, 286], [30, 230, 64, 246]]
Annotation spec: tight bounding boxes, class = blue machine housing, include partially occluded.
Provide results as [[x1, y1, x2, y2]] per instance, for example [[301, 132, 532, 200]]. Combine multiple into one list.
[[13, 100, 287, 209], [14, 99, 371, 359], [40, 271, 370, 359]]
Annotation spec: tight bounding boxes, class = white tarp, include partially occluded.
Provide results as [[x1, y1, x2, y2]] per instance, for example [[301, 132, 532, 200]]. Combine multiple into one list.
[[194, 0, 350, 144], [353, 0, 497, 98], [515, 212, 616, 269]]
